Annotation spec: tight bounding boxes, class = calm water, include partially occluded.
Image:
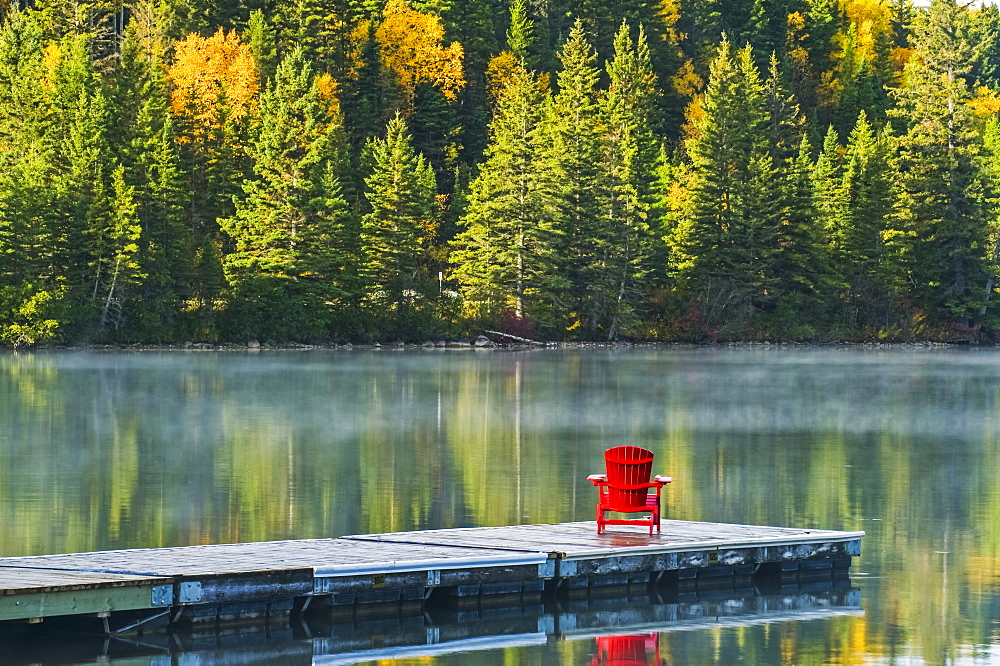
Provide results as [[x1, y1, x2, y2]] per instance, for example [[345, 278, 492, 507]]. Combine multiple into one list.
[[2, 347, 1000, 664]]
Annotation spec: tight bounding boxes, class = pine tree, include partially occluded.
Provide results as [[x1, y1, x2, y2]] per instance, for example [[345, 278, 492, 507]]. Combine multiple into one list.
[[539, 19, 602, 334], [668, 41, 777, 337], [360, 113, 437, 335], [595, 22, 661, 339], [221, 47, 353, 340], [892, 0, 989, 325], [833, 111, 899, 330], [451, 58, 564, 330]]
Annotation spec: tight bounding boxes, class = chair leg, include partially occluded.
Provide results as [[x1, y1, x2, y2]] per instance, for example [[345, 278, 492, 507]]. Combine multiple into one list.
[[596, 504, 603, 534]]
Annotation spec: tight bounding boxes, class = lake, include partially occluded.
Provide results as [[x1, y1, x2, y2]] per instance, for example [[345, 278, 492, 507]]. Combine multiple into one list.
[[1, 346, 999, 664]]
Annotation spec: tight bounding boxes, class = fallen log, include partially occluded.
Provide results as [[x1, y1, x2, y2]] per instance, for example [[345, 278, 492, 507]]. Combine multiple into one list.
[[484, 330, 545, 345]]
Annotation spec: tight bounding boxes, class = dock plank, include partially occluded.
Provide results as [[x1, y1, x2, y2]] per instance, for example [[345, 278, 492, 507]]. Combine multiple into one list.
[[345, 520, 864, 559], [0, 538, 545, 579], [0, 567, 168, 593]]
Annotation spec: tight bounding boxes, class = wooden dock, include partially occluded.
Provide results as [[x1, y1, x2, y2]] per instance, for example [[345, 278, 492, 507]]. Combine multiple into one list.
[[0, 520, 862, 633]]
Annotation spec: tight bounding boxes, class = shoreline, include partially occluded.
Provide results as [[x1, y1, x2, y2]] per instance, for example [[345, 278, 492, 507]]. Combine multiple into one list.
[[3, 339, 995, 353]]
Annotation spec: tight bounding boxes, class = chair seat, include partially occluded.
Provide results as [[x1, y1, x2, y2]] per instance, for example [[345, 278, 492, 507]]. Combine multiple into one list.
[[601, 494, 658, 513]]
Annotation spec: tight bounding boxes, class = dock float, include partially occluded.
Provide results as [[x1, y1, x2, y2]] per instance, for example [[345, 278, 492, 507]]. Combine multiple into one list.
[[0, 520, 863, 633]]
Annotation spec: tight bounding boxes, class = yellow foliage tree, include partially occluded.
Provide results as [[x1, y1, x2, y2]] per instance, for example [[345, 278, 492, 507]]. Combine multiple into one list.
[[167, 28, 259, 140], [375, 0, 465, 110], [657, 0, 684, 45], [969, 86, 1000, 118], [486, 50, 520, 107], [842, 0, 893, 65]]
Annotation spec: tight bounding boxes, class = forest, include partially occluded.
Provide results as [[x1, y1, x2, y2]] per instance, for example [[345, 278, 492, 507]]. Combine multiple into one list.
[[2, 0, 1000, 345]]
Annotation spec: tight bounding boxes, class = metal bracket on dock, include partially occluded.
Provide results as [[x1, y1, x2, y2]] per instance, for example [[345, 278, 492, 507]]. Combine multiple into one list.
[[846, 539, 861, 556], [178, 581, 203, 603], [151, 585, 173, 606], [426, 570, 441, 586], [557, 560, 577, 578], [538, 560, 556, 579]]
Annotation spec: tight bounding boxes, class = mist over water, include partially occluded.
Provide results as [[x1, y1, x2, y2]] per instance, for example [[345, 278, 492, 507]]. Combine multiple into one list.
[[2, 347, 1000, 663]]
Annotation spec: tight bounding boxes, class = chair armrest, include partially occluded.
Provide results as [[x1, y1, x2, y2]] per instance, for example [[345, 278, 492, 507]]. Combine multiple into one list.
[[587, 474, 607, 485], [654, 475, 672, 484]]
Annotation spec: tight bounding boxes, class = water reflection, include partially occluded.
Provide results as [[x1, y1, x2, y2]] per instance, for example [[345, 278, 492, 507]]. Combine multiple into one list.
[[589, 634, 660, 666], [4, 347, 1000, 662], [0, 583, 861, 665]]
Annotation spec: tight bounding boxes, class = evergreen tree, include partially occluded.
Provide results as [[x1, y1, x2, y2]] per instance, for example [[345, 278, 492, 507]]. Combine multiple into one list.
[[892, 0, 989, 325], [811, 125, 843, 235], [44, 31, 117, 336], [95, 165, 144, 333], [594, 22, 661, 339], [668, 41, 777, 337], [451, 58, 564, 330], [247, 9, 278, 84], [506, 0, 535, 65], [0, 8, 68, 344], [539, 19, 602, 334], [979, 117, 1000, 319], [768, 135, 834, 336], [833, 111, 899, 330], [221, 47, 353, 341], [110, 25, 192, 341], [360, 113, 438, 336], [760, 57, 829, 336]]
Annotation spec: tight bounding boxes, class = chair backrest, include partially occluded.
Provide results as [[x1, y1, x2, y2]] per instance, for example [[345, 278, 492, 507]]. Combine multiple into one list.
[[604, 445, 654, 510]]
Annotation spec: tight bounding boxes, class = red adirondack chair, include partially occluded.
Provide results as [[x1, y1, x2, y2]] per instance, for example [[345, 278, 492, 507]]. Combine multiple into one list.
[[588, 445, 672, 535]]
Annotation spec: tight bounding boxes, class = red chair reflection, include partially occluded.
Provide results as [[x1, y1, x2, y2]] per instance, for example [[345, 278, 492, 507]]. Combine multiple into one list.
[[588, 445, 671, 535], [590, 633, 661, 665]]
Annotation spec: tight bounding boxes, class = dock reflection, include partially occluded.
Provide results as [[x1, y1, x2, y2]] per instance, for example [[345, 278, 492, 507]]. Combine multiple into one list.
[[1, 578, 861, 665]]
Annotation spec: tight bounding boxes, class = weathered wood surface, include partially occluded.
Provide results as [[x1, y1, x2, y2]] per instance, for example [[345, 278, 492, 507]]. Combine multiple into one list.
[[0, 567, 167, 592], [0, 538, 535, 584], [346, 520, 865, 559]]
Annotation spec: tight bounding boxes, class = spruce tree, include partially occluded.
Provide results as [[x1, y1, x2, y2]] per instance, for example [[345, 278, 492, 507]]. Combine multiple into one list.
[[47, 32, 116, 336], [110, 26, 191, 341], [247, 9, 278, 84], [360, 113, 437, 336], [451, 58, 564, 330], [833, 111, 899, 330], [0, 8, 67, 343], [594, 22, 661, 339], [221, 47, 353, 340], [539, 19, 602, 334], [506, 0, 535, 65], [811, 125, 843, 237], [892, 0, 989, 325], [668, 41, 776, 337]]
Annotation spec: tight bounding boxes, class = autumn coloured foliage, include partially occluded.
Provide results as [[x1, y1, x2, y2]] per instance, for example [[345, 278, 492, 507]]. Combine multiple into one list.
[[375, 0, 465, 107], [168, 29, 259, 137], [4, 0, 1000, 345]]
